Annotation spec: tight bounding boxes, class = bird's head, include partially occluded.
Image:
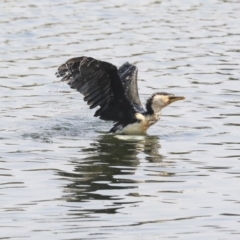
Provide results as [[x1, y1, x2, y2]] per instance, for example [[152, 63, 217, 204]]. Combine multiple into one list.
[[146, 92, 185, 114]]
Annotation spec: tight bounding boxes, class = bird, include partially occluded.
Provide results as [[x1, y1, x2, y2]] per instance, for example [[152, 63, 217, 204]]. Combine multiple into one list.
[[56, 56, 185, 135]]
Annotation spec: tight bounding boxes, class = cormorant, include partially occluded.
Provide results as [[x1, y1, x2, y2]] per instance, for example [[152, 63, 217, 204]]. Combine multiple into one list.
[[56, 56, 185, 134]]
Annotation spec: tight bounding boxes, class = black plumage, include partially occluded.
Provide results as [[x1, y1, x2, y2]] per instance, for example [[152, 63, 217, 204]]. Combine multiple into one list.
[[118, 62, 145, 113], [56, 56, 141, 132]]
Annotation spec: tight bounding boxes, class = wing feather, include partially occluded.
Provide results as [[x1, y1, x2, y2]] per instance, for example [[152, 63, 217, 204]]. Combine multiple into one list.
[[56, 56, 137, 123], [84, 86, 105, 103], [88, 87, 111, 109], [118, 62, 145, 113]]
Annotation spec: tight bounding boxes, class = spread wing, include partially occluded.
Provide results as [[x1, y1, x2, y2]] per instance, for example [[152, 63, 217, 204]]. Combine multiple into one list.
[[118, 62, 145, 113], [56, 56, 137, 123]]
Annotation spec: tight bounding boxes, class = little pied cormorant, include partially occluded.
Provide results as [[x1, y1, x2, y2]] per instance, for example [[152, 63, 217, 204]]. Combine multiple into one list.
[[56, 56, 185, 134]]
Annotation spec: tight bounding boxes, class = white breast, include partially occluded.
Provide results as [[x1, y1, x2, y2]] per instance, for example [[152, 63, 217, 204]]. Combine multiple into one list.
[[117, 113, 161, 135]]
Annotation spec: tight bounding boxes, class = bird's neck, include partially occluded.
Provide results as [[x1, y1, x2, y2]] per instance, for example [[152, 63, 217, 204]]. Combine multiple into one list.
[[152, 105, 163, 115], [146, 103, 163, 115], [146, 98, 164, 115]]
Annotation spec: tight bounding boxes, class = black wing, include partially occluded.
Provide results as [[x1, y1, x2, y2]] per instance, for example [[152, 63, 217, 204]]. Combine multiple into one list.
[[56, 56, 137, 123], [118, 62, 145, 113]]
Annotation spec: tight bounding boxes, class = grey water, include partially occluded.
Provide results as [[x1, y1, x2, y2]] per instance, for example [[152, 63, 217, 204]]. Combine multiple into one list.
[[1, 0, 240, 239]]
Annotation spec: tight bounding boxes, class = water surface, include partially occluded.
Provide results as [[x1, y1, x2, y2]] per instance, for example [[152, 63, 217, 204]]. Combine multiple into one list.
[[1, 0, 240, 239]]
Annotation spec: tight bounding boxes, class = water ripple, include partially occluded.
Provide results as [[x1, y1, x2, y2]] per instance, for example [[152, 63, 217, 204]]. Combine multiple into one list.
[[1, 0, 240, 239]]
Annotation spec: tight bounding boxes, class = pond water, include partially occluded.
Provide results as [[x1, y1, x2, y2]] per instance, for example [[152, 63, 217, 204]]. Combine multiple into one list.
[[1, 0, 240, 239]]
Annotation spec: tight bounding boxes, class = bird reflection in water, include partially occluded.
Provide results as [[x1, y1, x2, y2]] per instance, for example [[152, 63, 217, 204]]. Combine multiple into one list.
[[58, 135, 162, 214]]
